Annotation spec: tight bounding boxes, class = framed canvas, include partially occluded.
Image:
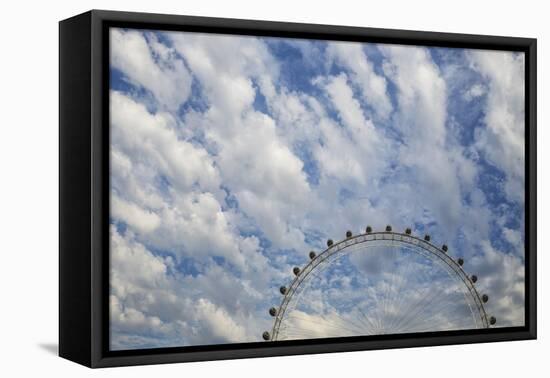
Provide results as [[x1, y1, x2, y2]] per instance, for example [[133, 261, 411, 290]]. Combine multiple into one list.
[[59, 10, 537, 368]]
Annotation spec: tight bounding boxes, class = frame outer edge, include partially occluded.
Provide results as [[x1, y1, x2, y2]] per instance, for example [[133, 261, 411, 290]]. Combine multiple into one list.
[[528, 38, 537, 339], [59, 11, 93, 368], [89, 9, 535, 48], [90, 9, 107, 368], [80, 9, 537, 367]]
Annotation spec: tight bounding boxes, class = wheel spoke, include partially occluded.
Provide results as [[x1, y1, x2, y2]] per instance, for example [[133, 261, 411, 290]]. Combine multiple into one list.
[[271, 235, 488, 340]]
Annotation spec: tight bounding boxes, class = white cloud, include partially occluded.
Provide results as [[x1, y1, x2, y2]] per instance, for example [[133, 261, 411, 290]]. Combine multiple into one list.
[[110, 91, 277, 276], [471, 240, 525, 327], [378, 45, 470, 237], [169, 32, 278, 116], [110, 91, 221, 193], [169, 32, 312, 252], [110, 226, 172, 294], [463, 83, 486, 101], [194, 298, 249, 342], [314, 73, 388, 184], [468, 50, 525, 203], [111, 194, 161, 234], [327, 42, 393, 119], [110, 226, 184, 348], [147, 191, 249, 271], [111, 28, 192, 111], [503, 227, 524, 256], [381, 45, 447, 145], [110, 226, 273, 348]]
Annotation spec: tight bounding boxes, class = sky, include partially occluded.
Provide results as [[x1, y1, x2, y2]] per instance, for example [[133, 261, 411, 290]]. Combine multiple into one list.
[[276, 243, 487, 339], [108, 27, 526, 350]]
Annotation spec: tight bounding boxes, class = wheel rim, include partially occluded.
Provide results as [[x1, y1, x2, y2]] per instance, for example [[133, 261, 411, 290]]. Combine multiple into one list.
[[266, 229, 492, 341]]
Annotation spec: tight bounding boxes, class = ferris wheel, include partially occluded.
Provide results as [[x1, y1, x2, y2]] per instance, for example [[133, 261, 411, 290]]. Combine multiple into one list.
[[262, 225, 496, 341]]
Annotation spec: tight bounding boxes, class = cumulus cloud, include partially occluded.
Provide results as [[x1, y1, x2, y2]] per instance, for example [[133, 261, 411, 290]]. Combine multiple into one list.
[[381, 45, 447, 145], [111, 29, 192, 111], [169, 32, 312, 252], [110, 226, 272, 349], [471, 240, 525, 326], [111, 91, 220, 193], [327, 42, 393, 119], [468, 50, 525, 203], [463, 83, 486, 101], [376, 45, 472, 239], [111, 195, 161, 234]]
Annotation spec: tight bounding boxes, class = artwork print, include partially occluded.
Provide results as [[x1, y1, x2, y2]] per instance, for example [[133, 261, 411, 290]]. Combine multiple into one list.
[[108, 27, 525, 350]]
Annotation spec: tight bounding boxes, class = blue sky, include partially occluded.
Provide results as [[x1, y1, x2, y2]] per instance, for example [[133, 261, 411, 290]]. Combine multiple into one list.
[[109, 28, 525, 350]]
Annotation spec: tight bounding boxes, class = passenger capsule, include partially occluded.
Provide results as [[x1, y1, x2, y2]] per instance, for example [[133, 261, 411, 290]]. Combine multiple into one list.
[[386, 225, 392, 232], [458, 258, 464, 266], [346, 230, 353, 238], [366, 226, 372, 233], [309, 251, 316, 259], [442, 244, 448, 252], [482, 294, 489, 303], [424, 234, 431, 242], [269, 307, 277, 317], [279, 286, 287, 295], [327, 239, 334, 247], [471, 275, 478, 283], [489, 316, 497, 325], [293, 267, 301, 276], [262, 331, 271, 341], [405, 228, 412, 235]]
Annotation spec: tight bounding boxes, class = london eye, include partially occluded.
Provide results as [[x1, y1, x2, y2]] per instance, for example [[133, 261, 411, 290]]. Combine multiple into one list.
[[262, 225, 495, 341]]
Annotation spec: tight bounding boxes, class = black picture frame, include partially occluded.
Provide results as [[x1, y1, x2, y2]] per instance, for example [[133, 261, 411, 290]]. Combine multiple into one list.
[[59, 9, 537, 368]]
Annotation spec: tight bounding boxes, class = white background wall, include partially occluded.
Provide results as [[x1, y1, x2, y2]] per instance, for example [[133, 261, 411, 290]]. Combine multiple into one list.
[[0, 0, 546, 376]]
